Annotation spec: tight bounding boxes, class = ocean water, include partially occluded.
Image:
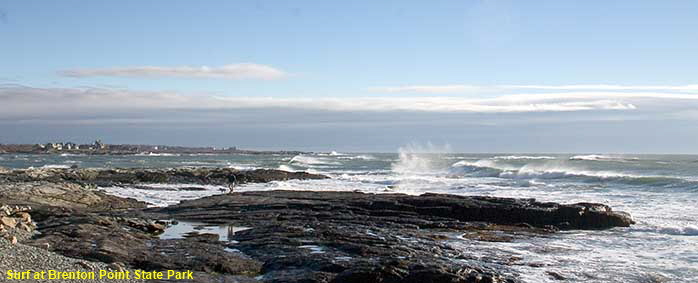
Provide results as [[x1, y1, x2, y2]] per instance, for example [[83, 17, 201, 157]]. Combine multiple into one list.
[[1, 149, 697, 282]]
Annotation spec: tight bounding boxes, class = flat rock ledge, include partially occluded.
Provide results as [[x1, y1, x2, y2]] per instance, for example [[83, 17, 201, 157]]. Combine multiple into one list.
[[150, 190, 632, 282], [0, 167, 329, 187], [1, 177, 634, 283]]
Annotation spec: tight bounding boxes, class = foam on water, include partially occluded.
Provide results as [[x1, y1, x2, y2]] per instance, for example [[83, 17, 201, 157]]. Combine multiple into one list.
[[290, 155, 341, 166], [569, 154, 639, 161], [493, 155, 556, 160], [99, 184, 227, 207]]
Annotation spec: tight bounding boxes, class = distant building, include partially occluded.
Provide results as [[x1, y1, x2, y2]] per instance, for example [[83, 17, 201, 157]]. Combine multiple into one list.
[[65, 142, 78, 150], [49, 143, 63, 150], [94, 140, 107, 149]]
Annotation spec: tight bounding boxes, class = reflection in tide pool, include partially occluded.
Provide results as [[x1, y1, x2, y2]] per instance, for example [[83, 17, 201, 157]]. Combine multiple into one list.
[[159, 221, 251, 242]]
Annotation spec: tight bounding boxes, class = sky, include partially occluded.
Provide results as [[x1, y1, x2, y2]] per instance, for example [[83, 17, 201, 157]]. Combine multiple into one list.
[[1, 0, 698, 153]]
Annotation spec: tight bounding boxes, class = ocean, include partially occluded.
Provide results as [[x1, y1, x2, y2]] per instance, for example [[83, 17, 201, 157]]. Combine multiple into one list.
[[1, 148, 697, 282]]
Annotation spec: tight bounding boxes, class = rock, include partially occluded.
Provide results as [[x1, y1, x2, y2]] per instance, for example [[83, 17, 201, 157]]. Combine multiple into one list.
[[183, 232, 220, 243], [6, 235, 17, 245], [108, 262, 126, 272], [2, 180, 633, 283], [0, 181, 148, 213], [0, 167, 329, 187], [26, 212, 263, 277], [143, 190, 635, 283], [155, 190, 634, 230], [0, 216, 17, 228], [546, 271, 567, 280], [26, 242, 50, 250], [16, 212, 31, 222], [18, 222, 32, 232], [76, 261, 96, 270]]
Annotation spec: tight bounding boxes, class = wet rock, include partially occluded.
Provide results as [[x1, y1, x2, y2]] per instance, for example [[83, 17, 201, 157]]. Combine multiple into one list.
[[183, 232, 220, 243], [0, 181, 147, 212], [155, 190, 634, 230], [546, 271, 566, 280], [144, 190, 634, 283], [26, 212, 263, 276], [0, 167, 329, 187]]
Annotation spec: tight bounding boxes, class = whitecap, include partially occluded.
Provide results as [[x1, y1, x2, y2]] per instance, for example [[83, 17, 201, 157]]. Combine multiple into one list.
[[493, 155, 556, 160]]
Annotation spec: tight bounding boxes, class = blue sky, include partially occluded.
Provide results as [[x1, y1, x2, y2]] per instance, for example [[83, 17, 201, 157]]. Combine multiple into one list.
[[1, 1, 698, 152]]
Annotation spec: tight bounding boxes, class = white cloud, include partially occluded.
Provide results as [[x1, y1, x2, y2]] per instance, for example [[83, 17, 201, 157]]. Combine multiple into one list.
[[0, 85, 636, 119], [504, 84, 698, 92], [0, 84, 638, 117], [58, 63, 287, 80], [368, 84, 698, 93], [366, 85, 492, 94]]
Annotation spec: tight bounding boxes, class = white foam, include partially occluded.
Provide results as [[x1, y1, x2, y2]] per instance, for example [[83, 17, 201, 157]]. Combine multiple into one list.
[[337, 155, 376, 160], [493, 155, 556, 160], [278, 164, 297, 172], [33, 164, 71, 169], [569, 154, 639, 161], [99, 183, 227, 207], [631, 223, 698, 236], [135, 152, 181, 156], [290, 155, 340, 166]]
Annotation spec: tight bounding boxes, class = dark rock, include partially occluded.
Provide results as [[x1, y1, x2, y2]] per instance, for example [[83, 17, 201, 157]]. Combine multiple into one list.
[[546, 271, 567, 280], [144, 190, 632, 282], [0, 167, 329, 187], [26, 212, 262, 276], [183, 232, 220, 243], [0, 181, 147, 214], [154, 190, 634, 230]]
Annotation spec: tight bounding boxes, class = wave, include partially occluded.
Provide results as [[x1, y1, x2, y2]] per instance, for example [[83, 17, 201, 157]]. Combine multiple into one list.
[[135, 152, 181, 156], [290, 155, 340, 166], [317, 151, 344, 156], [225, 163, 259, 170], [337, 155, 376, 160], [30, 164, 72, 169], [59, 153, 85, 157], [569, 154, 639, 161], [632, 224, 698, 236], [450, 160, 692, 186], [493, 155, 556, 160], [278, 164, 297, 172]]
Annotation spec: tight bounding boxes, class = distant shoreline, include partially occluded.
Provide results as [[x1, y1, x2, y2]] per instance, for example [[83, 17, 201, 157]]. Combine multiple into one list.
[[0, 143, 307, 156]]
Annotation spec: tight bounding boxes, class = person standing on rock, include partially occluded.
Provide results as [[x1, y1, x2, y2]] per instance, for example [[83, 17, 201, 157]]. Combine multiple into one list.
[[227, 174, 237, 194]]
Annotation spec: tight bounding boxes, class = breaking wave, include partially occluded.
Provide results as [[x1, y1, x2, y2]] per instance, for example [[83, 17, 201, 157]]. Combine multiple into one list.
[[493, 155, 556, 160], [632, 224, 698, 236], [135, 152, 181, 157], [569, 154, 639, 161], [278, 164, 297, 172], [337, 155, 376, 160], [317, 151, 344, 156], [35, 164, 72, 169], [450, 160, 691, 186], [290, 155, 340, 166]]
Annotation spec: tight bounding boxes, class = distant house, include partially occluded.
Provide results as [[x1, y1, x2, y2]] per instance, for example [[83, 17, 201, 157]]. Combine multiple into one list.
[[65, 142, 78, 150], [94, 140, 107, 149], [49, 143, 63, 150]]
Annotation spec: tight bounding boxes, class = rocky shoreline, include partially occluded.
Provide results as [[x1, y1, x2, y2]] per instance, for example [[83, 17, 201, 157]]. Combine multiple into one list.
[[0, 167, 634, 282]]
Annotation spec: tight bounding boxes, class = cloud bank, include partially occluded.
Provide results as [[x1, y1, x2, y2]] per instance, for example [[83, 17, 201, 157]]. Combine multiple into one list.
[[0, 84, 638, 119], [58, 63, 287, 80], [369, 84, 698, 93]]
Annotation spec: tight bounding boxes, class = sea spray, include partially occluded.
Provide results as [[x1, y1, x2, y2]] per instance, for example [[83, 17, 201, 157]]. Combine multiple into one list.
[[391, 142, 453, 175]]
